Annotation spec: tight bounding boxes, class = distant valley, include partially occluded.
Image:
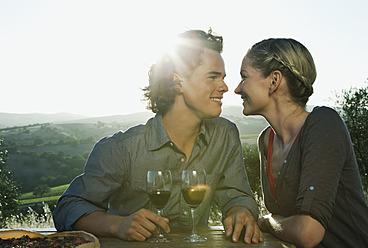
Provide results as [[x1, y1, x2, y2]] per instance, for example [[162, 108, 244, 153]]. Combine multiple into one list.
[[0, 111, 154, 128], [0, 106, 268, 193], [0, 106, 269, 136]]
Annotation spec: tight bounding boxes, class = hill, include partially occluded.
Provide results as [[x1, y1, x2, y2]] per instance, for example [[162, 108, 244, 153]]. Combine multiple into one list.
[[0, 112, 88, 128], [0, 111, 156, 128], [0, 106, 266, 133], [0, 121, 145, 192]]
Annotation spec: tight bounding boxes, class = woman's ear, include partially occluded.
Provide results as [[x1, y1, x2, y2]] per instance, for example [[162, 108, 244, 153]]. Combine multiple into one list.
[[269, 70, 282, 94]]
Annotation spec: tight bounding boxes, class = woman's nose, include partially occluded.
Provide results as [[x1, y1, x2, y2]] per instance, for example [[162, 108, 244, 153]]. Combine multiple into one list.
[[234, 82, 242, 95]]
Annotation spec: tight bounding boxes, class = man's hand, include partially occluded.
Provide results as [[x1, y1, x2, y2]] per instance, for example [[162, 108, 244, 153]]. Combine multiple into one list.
[[223, 206, 263, 244], [115, 208, 170, 241], [73, 209, 170, 242]]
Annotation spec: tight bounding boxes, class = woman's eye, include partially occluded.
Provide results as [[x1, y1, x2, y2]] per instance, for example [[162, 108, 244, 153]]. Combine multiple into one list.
[[240, 73, 247, 80]]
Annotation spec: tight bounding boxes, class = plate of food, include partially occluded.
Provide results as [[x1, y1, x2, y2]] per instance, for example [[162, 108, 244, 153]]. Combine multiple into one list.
[[0, 229, 100, 247]]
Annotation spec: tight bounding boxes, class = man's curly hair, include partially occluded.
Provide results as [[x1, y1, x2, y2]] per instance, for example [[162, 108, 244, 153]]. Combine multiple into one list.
[[142, 29, 223, 114]]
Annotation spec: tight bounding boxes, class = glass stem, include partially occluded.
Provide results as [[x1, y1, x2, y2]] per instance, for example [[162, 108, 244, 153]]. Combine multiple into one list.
[[157, 209, 164, 238], [190, 208, 197, 236]]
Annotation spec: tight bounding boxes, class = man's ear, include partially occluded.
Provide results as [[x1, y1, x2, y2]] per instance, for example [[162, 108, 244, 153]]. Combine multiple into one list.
[[173, 73, 183, 93], [269, 70, 282, 94]]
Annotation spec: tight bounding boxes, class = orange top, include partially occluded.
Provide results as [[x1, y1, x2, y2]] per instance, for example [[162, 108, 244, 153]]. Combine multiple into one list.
[[266, 130, 277, 199]]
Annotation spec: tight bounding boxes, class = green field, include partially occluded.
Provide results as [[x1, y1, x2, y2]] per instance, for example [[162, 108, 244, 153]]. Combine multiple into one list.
[[19, 184, 69, 205], [240, 134, 258, 139]]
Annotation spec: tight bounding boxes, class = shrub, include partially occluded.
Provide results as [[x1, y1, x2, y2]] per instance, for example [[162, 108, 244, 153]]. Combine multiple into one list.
[[336, 83, 368, 191], [243, 143, 261, 196], [5, 203, 54, 229]]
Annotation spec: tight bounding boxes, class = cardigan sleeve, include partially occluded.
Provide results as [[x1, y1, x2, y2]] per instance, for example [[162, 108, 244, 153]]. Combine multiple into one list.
[[295, 107, 352, 229]]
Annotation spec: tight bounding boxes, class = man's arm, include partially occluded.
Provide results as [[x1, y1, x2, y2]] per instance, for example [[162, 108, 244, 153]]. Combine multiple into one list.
[[73, 209, 170, 242], [216, 121, 262, 243], [257, 214, 325, 248], [223, 206, 263, 244]]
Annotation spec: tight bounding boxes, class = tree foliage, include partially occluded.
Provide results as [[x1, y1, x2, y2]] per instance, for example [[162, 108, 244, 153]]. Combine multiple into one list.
[[0, 138, 21, 228], [33, 184, 51, 197], [336, 82, 368, 190]]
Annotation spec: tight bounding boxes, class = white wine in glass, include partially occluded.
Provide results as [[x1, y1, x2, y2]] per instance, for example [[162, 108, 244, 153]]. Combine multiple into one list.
[[181, 170, 207, 242], [146, 170, 172, 243]]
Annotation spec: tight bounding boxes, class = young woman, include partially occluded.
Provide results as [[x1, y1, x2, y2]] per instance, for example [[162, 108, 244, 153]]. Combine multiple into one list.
[[235, 38, 368, 247]]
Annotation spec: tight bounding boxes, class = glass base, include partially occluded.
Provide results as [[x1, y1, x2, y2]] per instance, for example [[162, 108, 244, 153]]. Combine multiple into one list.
[[183, 234, 207, 243], [147, 237, 170, 243], [147, 234, 170, 243]]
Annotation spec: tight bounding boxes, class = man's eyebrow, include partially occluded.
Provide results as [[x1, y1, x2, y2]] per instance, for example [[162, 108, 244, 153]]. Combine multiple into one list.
[[207, 71, 222, 76]]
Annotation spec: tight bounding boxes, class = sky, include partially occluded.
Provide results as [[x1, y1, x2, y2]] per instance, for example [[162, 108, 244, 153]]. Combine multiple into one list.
[[1, 0, 367, 117]]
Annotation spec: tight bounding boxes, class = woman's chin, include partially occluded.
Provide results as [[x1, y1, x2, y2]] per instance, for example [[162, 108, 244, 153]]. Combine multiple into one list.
[[242, 107, 253, 116]]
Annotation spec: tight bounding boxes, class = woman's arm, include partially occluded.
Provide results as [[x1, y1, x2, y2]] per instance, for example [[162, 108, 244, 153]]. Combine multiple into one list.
[[258, 214, 325, 248]]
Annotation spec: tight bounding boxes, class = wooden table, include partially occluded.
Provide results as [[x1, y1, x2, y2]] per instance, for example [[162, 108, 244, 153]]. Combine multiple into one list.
[[10, 226, 295, 247]]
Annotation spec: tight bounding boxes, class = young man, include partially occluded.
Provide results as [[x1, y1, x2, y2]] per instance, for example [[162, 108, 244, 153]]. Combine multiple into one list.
[[53, 29, 263, 244]]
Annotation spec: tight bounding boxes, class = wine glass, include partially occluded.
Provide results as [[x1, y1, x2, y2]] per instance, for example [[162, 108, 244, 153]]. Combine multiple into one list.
[[181, 170, 207, 242], [146, 170, 172, 243]]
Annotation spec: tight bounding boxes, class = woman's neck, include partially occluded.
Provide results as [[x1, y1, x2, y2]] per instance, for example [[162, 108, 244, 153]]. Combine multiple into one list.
[[265, 104, 308, 147]]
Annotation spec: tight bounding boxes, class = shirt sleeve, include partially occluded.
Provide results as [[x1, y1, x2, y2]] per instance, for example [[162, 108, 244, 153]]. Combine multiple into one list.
[[295, 107, 351, 229], [53, 134, 125, 231], [214, 122, 259, 220]]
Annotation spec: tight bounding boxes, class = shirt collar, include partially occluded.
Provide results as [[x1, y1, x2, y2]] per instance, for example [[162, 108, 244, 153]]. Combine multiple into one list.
[[147, 114, 210, 151], [198, 120, 209, 144], [147, 114, 171, 151]]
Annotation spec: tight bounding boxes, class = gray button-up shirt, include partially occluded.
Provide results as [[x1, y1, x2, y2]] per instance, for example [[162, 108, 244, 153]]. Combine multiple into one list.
[[53, 114, 258, 231]]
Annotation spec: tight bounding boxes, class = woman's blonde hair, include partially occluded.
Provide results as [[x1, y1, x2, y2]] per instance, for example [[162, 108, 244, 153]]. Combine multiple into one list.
[[246, 38, 316, 107]]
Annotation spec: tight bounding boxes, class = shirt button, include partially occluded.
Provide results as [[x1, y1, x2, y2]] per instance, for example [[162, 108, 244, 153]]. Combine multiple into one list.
[[284, 160, 287, 164], [180, 157, 185, 163], [309, 186, 315, 191], [183, 210, 188, 215]]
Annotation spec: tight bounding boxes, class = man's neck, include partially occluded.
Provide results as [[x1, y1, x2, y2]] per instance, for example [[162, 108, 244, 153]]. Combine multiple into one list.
[[162, 107, 201, 161]]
